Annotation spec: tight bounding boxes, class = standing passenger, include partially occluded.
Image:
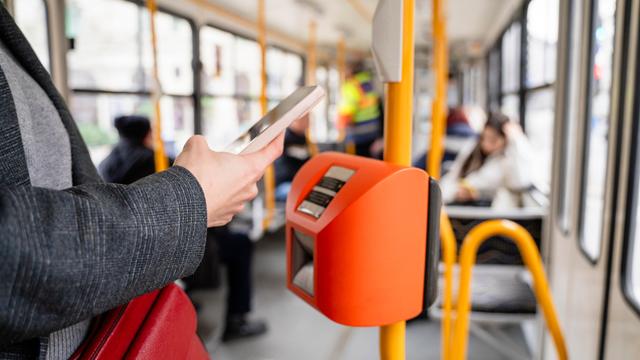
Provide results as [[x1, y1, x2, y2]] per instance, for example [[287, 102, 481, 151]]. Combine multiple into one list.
[[98, 115, 156, 184], [337, 61, 383, 158], [0, 7, 283, 358]]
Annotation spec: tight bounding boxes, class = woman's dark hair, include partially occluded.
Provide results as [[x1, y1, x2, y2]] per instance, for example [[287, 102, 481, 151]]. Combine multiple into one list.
[[459, 111, 510, 178]]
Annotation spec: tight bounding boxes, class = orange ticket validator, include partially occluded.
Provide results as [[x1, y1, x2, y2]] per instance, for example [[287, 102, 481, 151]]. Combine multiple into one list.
[[286, 152, 441, 326]]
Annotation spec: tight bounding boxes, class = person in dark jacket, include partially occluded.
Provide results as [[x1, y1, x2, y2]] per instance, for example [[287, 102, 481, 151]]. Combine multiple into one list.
[[0, 6, 283, 359], [98, 115, 156, 184]]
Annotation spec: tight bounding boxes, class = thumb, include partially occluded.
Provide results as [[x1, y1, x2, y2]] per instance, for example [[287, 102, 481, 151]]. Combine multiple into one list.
[[242, 132, 285, 170]]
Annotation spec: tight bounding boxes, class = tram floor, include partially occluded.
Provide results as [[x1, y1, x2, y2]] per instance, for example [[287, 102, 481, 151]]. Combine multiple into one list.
[[190, 229, 528, 360]]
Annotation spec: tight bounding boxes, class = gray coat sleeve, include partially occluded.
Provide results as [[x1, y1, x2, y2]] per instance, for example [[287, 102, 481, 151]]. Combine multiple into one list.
[[0, 166, 207, 345]]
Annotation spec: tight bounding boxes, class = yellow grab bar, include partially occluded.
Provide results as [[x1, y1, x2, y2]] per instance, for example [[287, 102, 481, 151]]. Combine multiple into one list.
[[439, 210, 457, 360], [380, 0, 414, 359], [146, 0, 169, 172], [451, 220, 568, 360], [305, 20, 320, 157]]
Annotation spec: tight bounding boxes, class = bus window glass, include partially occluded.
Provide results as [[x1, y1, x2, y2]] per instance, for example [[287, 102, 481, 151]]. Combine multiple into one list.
[[234, 37, 261, 97], [145, 12, 193, 96], [67, 0, 143, 92], [201, 96, 260, 151], [14, 0, 50, 71], [501, 94, 520, 121], [579, 0, 616, 261], [487, 47, 501, 110], [526, 0, 559, 87], [501, 22, 521, 94], [200, 26, 235, 96], [525, 89, 555, 190]]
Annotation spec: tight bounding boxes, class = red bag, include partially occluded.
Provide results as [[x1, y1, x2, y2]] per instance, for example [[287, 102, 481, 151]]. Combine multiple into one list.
[[71, 284, 209, 360]]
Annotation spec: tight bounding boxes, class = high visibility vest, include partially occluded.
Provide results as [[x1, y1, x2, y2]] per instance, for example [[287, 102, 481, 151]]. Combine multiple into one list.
[[338, 72, 381, 142]]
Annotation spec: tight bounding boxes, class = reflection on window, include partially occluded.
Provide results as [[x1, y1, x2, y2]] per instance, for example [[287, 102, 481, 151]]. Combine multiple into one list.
[[14, 0, 50, 71], [580, 0, 616, 261], [525, 89, 554, 190], [527, 0, 559, 86], [68, 0, 193, 95], [501, 22, 521, 93]]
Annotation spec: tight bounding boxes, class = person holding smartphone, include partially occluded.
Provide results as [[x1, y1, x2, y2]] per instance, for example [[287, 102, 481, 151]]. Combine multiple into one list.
[[0, 6, 283, 359]]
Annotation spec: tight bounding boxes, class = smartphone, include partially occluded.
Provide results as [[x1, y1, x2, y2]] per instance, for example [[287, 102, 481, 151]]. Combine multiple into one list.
[[225, 86, 325, 154]]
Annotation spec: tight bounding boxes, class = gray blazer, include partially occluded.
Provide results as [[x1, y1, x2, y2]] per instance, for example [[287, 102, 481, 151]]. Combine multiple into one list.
[[0, 6, 207, 357]]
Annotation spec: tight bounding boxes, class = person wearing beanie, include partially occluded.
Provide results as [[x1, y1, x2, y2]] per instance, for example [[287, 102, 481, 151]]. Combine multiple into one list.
[[98, 115, 157, 184]]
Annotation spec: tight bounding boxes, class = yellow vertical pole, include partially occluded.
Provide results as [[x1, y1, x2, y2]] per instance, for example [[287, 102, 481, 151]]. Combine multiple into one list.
[[427, 1, 455, 359], [258, 0, 275, 229], [146, 0, 169, 172], [380, 1, 414, 359], [428, 0, 448, 179], [305, 20, 319, 156], [336, 35, 353, 154]]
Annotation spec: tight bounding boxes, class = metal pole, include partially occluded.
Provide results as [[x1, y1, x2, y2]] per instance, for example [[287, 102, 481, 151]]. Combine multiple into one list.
[[380, 0, 414, 358], [146, 0, 169, 172], [258, 0, 276, 229]]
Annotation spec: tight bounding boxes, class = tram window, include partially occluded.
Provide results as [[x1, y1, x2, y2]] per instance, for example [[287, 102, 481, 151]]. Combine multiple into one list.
[[67, 0, 195, 162], [501, 22, 521, 94], [199, 25, 303, 149], [579, 0, 616, 262], [525, 89, 554, 189], [200, 26, 235, 96], [201, 96, 260, 150], [13, 0, 50, 71], [67, 0, 144, 92], [501, 94, 520, 122], [526, 0, 559, 87], [267, 48, 303, 99], [68, 0, 193, 95]]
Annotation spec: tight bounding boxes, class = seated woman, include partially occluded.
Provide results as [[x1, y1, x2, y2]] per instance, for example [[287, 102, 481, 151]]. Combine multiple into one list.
[[440, 111, 532, 208]]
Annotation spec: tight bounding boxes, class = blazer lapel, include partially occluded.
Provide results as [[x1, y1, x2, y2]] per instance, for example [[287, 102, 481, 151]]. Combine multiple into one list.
[[0, 5, 102, 185]]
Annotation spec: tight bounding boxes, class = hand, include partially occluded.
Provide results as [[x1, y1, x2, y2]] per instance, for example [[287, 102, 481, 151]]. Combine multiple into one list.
[[174, 134, 284, 227], [502, 121, 523, 139], [455, 185, 476, 202]]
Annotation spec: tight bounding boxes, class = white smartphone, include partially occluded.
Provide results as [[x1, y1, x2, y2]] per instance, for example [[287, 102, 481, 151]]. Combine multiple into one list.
[[225, 86, 325, 154]]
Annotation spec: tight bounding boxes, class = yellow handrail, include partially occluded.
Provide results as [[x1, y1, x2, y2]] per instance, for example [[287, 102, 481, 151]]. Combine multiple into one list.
[[379, 1, 414, 359], [439, 210, 457, 360], [258, 0, 276, 229], [146, 0, 169, 172], [451, 220, 568, 360]]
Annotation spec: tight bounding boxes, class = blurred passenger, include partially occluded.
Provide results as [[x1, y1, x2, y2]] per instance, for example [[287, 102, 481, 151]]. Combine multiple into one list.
[[0, 8, 283, 357], [414, 107, 477, 173], [275, 115, 311, 201], [337, 61, 383, 158], [440, 112, 532, 207], [98, 115, 156, 184]]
